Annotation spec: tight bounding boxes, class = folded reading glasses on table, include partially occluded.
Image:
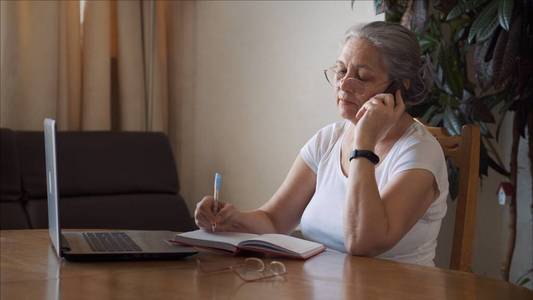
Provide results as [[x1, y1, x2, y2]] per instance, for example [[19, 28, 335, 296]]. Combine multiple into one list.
[[196, 257, 287, 282]]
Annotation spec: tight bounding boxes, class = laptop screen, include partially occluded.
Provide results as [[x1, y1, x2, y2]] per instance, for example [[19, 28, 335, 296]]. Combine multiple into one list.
[[44, 118, 62, 258]]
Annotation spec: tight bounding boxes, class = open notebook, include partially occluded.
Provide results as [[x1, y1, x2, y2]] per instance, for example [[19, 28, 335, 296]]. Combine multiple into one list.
[[172, 230, 325, 259]]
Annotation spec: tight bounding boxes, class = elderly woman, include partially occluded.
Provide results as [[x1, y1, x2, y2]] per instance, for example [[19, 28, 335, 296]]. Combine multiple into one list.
[[194, 21, 448, 267]]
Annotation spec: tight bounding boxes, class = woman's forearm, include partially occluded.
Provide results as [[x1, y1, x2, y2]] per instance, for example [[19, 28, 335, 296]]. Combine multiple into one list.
[[232, 210, 278, 234], [344, 158, 391, 256]]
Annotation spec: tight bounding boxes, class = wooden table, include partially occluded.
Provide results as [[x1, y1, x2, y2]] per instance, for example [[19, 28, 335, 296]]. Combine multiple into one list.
[[1, 230, 531, 299]]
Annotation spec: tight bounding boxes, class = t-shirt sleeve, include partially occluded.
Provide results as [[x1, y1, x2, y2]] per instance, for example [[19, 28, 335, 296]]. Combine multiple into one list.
[[299, 123, 338, 174], [390, 137, 448, 196]]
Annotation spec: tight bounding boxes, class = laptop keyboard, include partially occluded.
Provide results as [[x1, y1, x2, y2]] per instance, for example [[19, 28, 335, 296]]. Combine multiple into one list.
[[83, 232, 142, 252]]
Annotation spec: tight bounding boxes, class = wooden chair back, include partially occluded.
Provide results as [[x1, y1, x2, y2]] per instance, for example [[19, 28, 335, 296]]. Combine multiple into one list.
[[418, 120, 480, 272]]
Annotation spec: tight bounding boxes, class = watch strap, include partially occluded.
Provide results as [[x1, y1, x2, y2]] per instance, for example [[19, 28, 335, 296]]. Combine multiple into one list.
[[349, 150, 380, 164]]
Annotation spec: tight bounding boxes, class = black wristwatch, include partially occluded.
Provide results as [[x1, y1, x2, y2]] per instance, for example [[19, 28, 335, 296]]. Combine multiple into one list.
[[349, 149, 380, 164]]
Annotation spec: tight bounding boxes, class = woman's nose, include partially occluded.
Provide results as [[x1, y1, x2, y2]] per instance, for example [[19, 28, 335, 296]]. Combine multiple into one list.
[[339, 77, 364, 95]]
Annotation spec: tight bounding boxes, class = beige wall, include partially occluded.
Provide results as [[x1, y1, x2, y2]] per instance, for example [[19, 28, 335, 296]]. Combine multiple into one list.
[[176, 1, 532, 283], [178, 1, 382, 211]]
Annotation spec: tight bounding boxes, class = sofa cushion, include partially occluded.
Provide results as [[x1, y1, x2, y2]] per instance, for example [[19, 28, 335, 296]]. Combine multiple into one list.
[[0, 128, 22, 202], [0, 202, 29, 229], [26, 193, 194, 231], [17, 131, 180, 198]]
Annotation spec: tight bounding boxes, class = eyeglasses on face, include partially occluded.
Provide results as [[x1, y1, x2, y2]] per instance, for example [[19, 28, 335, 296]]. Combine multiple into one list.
[[323, 65, 367, 94], [196, 257, 287, 282], [324, 65, 345, 87], [323, 65, 395, 97]]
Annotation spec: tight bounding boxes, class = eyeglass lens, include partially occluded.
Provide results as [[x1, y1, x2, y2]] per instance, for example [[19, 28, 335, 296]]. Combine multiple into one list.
[[324, 68, 366, 95], [233, 258, 287, 282], [197, 257, 287, 282]]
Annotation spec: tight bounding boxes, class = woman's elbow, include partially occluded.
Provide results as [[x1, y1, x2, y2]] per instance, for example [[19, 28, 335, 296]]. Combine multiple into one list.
[[345, 238, 374, 256], [344, 236, 391, 257]]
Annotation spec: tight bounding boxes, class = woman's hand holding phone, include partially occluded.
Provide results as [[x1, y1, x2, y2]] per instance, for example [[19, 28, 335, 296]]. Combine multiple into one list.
[[352, 88, 405, 150]]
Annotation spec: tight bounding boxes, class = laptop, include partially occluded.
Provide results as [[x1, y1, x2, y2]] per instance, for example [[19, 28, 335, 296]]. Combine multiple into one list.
[[44, 118, 197, 261]]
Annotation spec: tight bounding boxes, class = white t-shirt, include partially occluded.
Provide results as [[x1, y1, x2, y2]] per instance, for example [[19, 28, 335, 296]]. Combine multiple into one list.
[[299, 120, 448, 266]]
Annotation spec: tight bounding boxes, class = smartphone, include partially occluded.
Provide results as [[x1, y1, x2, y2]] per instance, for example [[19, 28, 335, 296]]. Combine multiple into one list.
[[383, 80, 406, 106]]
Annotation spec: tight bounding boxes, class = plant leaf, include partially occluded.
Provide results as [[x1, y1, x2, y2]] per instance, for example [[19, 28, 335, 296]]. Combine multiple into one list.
[[439, 92, 452, 106], [480, 91, 506, 109], [515, 268, 533, 286], [374, 0, 385, 15], [429, 15, 440, 36], [477, 14, 501, 43], [490, 28, 510, 88], [518, 277, 531, 286], [411, 0, 428, 33], [479, 121, 494, 138], [429, 113, 443, 126], [443, 107, 462, 135], [450, 12, 473, 43], [460, 96, 496, 123], [468, 0, 499, 44], [459, 97, 474, 120], [487, 151, 509, 175], [497, 15, 521, 84], [473, 40, 495, 89], [447, 159, 459, 200], [453, 27, 466, 42], [479, 141, 490, 176], [440, 49, 464, 98], [421, 105, 440, 123], [498, 0, 514, 31], [474, 97, 497, 122], [447, 0, 468, 21], [437, 0, 460, 16], [495, 109, 509, 141], [419, 35, 439, 52], [499, 97, 516, 113], [482, 136, 510, 174], [447, 0, 489, 21]]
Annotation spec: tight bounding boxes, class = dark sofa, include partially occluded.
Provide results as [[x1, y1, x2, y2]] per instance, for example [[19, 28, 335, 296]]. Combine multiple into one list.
[[0, 128, 194, 231]]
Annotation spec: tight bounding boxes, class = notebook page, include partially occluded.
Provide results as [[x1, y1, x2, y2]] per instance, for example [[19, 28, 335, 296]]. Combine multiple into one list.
[[244, 234, 323, 254], [177, 230, 259, 247]]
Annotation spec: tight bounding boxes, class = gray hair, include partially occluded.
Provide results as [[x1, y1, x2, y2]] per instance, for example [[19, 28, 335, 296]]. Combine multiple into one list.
[[343, 21, 431, 105]]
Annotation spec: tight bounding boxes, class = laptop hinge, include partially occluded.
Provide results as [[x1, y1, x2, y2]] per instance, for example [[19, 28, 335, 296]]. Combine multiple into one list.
[[60, 234, 71, 252]]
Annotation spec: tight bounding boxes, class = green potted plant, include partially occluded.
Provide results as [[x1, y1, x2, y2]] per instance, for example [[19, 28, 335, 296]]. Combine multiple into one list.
[[352, 0, 533, 282]]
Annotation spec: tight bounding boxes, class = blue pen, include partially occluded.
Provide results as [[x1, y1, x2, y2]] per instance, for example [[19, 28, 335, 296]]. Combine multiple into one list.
[[212, 173, 222, 232]]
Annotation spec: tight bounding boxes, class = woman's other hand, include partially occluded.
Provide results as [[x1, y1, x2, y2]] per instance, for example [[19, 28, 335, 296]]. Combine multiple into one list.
[[194, 196, 241, 232], [353, 89, 405, 149]]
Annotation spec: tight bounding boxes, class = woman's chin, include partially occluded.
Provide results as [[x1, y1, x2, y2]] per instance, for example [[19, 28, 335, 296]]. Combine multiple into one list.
[[337, 103, 358, 120]]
